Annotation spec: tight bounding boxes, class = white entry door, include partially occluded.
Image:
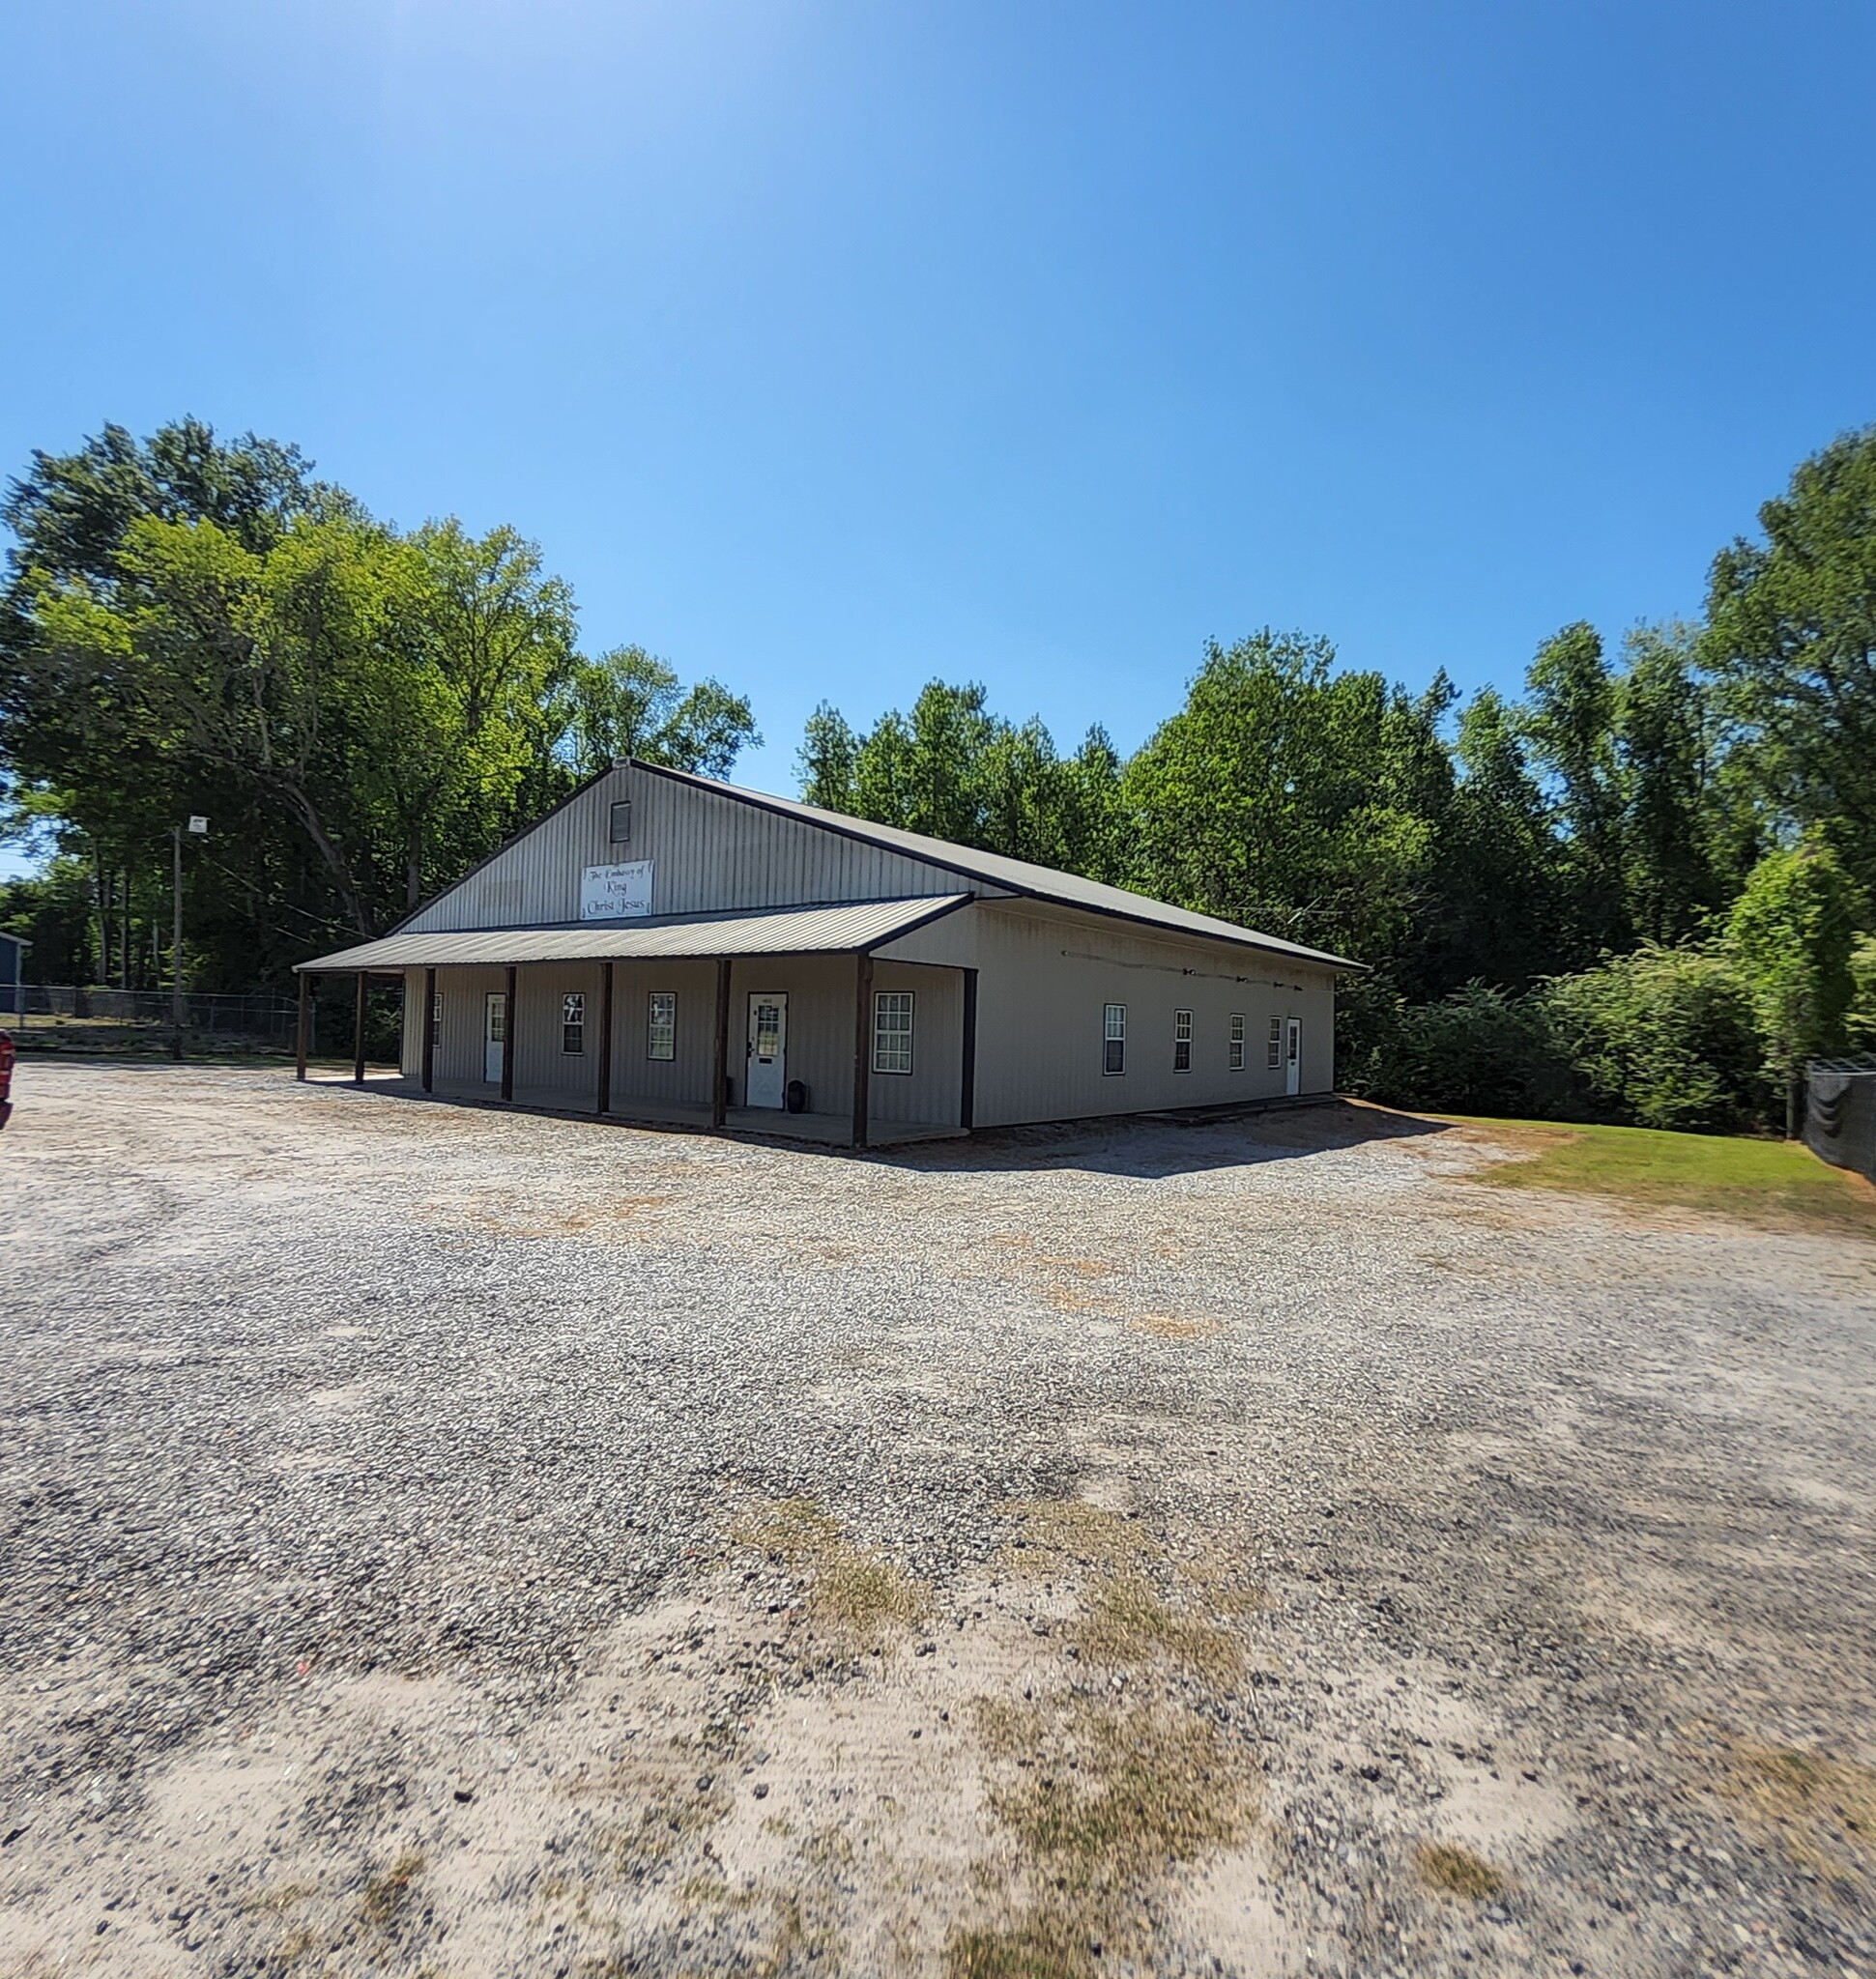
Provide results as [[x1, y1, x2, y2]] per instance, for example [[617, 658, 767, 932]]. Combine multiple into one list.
[[1284, 1016, 1301, 1096], [484, 990, 506, 1084], [745, 992, 788, 1108]]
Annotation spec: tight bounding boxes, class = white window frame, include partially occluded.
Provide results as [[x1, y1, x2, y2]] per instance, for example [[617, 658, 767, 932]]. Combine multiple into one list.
[[872, 990, 914, 1075], [1103, 1003, 1127, 1076], [1268, 1016, 1282, 1071], [561, 990, 586, 1055], [1228, 1013, 1245, 1071], [1172, 1008, 1193, 1073], [647, 990, 677, 1062], [432, 990, 444, 1034]]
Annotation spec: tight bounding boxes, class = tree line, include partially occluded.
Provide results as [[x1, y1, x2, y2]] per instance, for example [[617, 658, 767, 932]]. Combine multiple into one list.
[[795, 430, 1876, 1129], [0, 420, 757, 989], [5, 416, 1873, 1129]]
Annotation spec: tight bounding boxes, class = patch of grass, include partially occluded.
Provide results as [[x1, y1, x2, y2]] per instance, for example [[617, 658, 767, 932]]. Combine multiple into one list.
[[1437, 1114, 1876, 1235], [1070, 1576, 1244, 1683], [949, 1693, 1251, 1979], [947, 1906, 1106, 1979], [978, 1696, 1247, 1877], [241, 1880, 318, 1916], [1720, 1745, 1876, 1888], [1002, 1499, 1150, 1575], [1415, 1840, 1505, 1901], [734, 1497, 926, 1644], [361, 1850, 425, 1928], [595, 1775, 733, 1882]]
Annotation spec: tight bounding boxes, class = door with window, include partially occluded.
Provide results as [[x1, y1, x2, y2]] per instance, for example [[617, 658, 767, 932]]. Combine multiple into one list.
[[1284, 1016, 1301, 1096], [484, 990, 506, 1084], [745, 992, 788, 1108]]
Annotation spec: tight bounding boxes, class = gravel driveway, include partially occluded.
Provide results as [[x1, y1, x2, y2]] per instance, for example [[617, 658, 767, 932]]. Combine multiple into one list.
[[2, 1061, 1873, 1978]]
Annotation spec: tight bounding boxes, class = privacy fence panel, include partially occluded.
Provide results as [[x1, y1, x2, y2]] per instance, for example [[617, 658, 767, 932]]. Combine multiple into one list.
[[1804, 1059, 1876, 1181]]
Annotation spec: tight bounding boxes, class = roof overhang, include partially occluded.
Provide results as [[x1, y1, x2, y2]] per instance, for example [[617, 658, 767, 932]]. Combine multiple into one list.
[[297, 896, 972, 973]]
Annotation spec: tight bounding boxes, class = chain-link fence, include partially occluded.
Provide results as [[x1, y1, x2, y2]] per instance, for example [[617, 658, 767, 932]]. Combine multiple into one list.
[[1804, 1057, 1876, 1182], [7, 985, 302, 1050]]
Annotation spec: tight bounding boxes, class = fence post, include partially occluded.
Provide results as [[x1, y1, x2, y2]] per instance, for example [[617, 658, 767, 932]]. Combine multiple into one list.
[[170, 825, 185, 1062]]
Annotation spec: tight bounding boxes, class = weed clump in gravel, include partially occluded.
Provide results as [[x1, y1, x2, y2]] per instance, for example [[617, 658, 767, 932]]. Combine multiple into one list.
[[1070, 1576, 1244, 1682], [594, 1775, 734, 1884], [361, 1849, 426, 1928], [1720, 1745, 1876, 1889], [1416, 1840, 1505, 1900], [734, 1497, 926, 1645], [947, 1693, 1253, 1979]]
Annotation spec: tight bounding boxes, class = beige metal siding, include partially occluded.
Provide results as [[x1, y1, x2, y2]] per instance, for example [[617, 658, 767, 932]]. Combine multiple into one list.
[[400, 765, 991, 933], [400, 965, 511, 1090], [867, 962, 962, 1126], [878, 901, 1338, 1127], [404, 957, 963, 1126], [610, 961, 718, 1108]]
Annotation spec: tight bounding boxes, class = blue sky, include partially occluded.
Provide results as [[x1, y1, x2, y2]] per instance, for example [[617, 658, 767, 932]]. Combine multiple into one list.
[[3, 0, 1872, 877]]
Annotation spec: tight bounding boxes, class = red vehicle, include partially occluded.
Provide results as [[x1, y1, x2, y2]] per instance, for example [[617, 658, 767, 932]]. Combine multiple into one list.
[[0, 1029, 13, 1130]]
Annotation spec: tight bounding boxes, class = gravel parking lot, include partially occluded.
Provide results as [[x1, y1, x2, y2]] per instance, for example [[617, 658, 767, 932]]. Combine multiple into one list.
[[3, 1060, 1873, 1978]]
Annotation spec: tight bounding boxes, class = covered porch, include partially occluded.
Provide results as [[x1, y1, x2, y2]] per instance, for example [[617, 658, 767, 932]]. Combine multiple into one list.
[[295, 898, 977, 1150]]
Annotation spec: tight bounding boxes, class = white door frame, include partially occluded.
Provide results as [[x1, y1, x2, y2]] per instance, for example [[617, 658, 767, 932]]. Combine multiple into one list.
[[484, 990, 505, 1085], [1284, 1016, 1301, 1097], [745, 991, 789, 1108]]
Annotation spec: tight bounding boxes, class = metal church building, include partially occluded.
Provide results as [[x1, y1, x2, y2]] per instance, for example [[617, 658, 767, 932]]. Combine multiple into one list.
[[296, 760, 1357, 1146]]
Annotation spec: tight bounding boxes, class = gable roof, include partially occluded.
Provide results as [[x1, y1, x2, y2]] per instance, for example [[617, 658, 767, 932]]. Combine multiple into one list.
[[632, 761, 1362, 971]]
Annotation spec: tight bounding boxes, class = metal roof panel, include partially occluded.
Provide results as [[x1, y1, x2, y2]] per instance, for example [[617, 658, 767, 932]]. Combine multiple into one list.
[[298, 896, 971, 972]]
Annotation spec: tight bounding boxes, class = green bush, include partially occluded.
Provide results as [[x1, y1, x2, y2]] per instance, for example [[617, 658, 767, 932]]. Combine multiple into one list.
[[1354, 982, 1580, 1118], [1849, 933, 1876, 1053], [1540, 944, 1773, 1133]]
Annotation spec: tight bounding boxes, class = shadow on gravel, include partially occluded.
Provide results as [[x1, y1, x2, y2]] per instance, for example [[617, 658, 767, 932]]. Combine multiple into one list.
[[888, 1099, 1455, 1180]]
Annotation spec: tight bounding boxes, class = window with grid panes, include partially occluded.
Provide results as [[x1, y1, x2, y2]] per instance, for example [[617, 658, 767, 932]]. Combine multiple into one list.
[[872, 990, 914, 1074], [1267, 1016, 1282, 1069], [1173, 1009, 1193, 1072], [562, 991, 586, 1054], [1103, 1003, 1126, 1075], [647, 991, 676, 1061], [1228, 1013, 1245, 1071]]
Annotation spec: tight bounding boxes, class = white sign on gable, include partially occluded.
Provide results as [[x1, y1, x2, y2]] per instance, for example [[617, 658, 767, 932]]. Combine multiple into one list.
[[580, 859, 655, 921]]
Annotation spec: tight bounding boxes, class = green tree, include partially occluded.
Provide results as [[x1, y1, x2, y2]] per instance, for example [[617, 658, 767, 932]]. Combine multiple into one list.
[[562, 644, 759, 780], [1724, 832, 1863, 1083], [1124, 631, 1434, 964], [797, 702, 861, 811], [1614, 623, 1726, 943], [1706, 424, 1876, 897], [1523, 621, 1628, 961], [1424, 687, 1563, 990], [2, 419, 753, 980], [793, 680, 1125, 877]]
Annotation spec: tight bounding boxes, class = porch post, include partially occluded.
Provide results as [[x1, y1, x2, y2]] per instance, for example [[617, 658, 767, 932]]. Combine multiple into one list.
[[960, 966, 978, 1131], [596, 960, 614, 1116], [851, 950, 873, 1150], [352, 972, 367, 1085], [711, 957, 731, 1129], [501, 964, 517, 1104], [421, 966, 437, 1093], [296, 971, 309, 1081]]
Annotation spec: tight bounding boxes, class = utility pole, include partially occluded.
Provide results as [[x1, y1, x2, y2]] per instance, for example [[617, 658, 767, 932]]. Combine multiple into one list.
[[172, 817, 208, 1060]]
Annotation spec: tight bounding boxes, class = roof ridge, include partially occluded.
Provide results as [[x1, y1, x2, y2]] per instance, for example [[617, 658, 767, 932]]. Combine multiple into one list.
[[633, 760, 1362, 971]]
